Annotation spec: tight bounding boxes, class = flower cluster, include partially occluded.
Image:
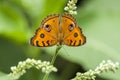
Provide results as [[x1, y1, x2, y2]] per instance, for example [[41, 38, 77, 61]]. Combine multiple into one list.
[[71, 60, 119, 80], [9, 58, 57, 80], [64, 0, 77, 15]]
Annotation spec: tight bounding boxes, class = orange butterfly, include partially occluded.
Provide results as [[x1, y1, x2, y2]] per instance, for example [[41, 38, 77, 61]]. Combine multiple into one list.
[[30, 14, 86, 47]]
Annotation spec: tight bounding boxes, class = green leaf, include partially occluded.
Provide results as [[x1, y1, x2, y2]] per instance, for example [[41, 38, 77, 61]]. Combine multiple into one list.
[[0, 2, 29, 43]]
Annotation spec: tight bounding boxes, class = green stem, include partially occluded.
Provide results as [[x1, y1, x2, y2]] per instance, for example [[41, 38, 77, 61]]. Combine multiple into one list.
[[42, 45, 62, 80], [50, 45, 62, 65]]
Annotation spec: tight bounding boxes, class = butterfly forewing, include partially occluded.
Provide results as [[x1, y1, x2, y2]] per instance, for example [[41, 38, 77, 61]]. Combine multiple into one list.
[[61, 14, 77, 38]]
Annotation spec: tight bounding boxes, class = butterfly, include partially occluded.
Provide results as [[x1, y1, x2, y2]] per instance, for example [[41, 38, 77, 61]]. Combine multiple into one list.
[[30, 14, 86, 47]]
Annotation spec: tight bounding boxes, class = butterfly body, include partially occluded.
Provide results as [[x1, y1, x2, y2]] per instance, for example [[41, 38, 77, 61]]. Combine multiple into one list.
[[30, 14, 86, 47]]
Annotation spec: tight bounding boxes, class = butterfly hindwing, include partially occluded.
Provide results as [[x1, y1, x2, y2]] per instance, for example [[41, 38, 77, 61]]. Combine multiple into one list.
[[63, 27, 86, 46], [30, 14, 60, 47], [30, 28, 57, 47]]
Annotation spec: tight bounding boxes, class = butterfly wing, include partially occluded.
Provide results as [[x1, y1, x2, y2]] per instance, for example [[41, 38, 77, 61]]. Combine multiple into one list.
[[30, 14, 60, 47], [62, 14, 86, 46]]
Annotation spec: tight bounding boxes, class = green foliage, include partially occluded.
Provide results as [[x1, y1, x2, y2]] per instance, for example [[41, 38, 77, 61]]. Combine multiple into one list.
[[0, 0, 120, 80]]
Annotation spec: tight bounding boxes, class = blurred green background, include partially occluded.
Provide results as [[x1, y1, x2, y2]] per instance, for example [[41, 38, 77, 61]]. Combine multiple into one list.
[[0, 0, 120, 80]]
